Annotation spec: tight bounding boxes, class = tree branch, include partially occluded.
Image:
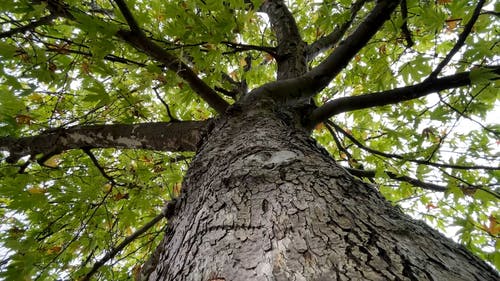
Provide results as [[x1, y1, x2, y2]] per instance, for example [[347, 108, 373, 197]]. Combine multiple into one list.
[[429, 0, 485, 78], [0, 14, 57, 39], [260, 0, 307, 79], [221, 41, 276, 56], [345, 167, 447, 192], [328, 121, 500, 171], [438, 90, 499, 138], [303, 0, 400, 94], [83, 149, 118, 185], [109, 0, 230, 113], [113, 0, 143, 35], [306, 0, 368, 61], [0, 121, 207, 163], [41, 0, 229, 114], [481, 10, 500, 17], [45, 47, 148, 66], [81, 209, 167, 281], [243, 0, 400, 103], [116, 30, 229, 113], [306, 66, 499, 127], [400, 0, 414, 48]]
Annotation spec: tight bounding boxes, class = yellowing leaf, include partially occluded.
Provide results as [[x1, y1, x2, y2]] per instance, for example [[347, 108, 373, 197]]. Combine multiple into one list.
[[229, 70, 238, 80], [15, 114, 32, 125], [378, 44, 387, 55], [314, 122, 325, 131], [28, 93, 44, 103], [113, 192, 129, 201], [81, 60, 91, 75], [28, 185, 46, 194], [43, 155, 61, 168], [103, 183, 113, 193], [46, 246, 62, 254], [125, 227, 133, 236], [203, 43, 215, 50], [446, 19, 459, 31], [239, 57, 247, 67], [426, 203, 438, 211], [132, 264, 142, 280], [316, 28, 324, 38], [173, 182, 182, 196], [460, 185, 477, 197], [264, 53, 274, 63], [487, 215, 500, 236]]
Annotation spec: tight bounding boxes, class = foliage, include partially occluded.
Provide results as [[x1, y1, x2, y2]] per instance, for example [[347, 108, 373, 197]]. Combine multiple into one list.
[[0, 0, 498, 279]]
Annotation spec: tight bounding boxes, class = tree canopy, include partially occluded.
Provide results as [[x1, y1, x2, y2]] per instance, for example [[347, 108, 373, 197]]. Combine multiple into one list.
[[0, 0, 499, 279]]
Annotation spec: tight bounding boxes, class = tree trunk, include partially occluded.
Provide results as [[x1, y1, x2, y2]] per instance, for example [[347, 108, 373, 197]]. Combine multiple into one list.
[[142, 105, 497, 281]]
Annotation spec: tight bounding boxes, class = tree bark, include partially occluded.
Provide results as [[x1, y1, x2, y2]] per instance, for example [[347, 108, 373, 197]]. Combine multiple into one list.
[[0, 121, 205, 163], [142, 105, 497, 280]]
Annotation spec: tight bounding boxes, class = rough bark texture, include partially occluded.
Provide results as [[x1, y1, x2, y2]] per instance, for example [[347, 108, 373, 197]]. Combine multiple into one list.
[[143, 105, 497, 281], [0, 121, 205, 163], [261, 0, 308, 79]]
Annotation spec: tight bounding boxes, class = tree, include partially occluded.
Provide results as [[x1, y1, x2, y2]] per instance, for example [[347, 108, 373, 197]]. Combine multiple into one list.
[[0, 0, 498, 279]]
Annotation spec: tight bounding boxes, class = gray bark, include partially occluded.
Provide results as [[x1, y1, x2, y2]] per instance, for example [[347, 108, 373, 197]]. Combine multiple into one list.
[[143, 105, 497, 281], [0, 121, 205, 163], [261, 0, 308, 79]]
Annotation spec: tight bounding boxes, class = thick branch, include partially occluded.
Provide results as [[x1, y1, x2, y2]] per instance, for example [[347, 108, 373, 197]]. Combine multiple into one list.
[[244, 0, 400, 103], [429, 0, 485, 78], [113, 0, 143, 34], [0, 121, 206, 163], [400, 0, 414, 47], [109, 0, 229, 113], [307, 67, 499, 127], [303, 0, 400, 94], [111, 0, 229, 113], [41, 0, 229, 113], [306, 0, 367, 61], [261, 0, 307, 79], [116, 30, 229, 113]]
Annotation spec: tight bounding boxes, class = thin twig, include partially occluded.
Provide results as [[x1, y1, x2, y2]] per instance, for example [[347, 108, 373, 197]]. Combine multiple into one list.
[[400, 0, 414, 47], [221, 41, 276, 56], [345, 167, 447, 192], [35, 190, 113, 280], [439, 86, 499, 138], [81, 211, 166, 281], [153, 87, 179, 122], [0, 14, 57, 38], [328, 121, 499, 171], [83, 148, 117, 185], [429, 0, 486, 78]]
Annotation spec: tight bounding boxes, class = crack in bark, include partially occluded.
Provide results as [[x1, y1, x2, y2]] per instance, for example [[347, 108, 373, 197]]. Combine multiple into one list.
[[143, 109, 498, 280]]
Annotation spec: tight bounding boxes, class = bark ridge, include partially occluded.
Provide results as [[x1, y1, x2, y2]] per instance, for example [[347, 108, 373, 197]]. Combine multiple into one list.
[[144, 107, 497, 281]]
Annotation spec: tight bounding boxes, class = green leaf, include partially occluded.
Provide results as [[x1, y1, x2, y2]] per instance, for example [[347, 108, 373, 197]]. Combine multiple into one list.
[[71, 11, 120, 37], [0, 42, 17, 59], [474, 189, 498, 203], [470, 67, 500, 84]]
